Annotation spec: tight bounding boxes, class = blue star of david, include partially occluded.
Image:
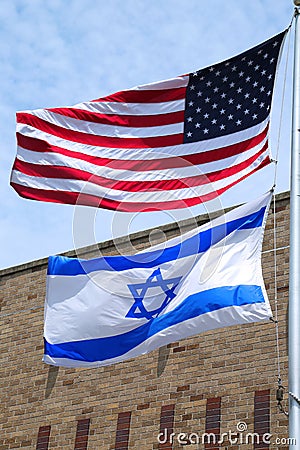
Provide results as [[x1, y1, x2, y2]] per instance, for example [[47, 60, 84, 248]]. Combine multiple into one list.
[[126, 268, 182, 320]]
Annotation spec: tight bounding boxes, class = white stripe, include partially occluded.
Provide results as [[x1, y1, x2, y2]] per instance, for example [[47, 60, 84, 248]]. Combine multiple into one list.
[[54, 99, 186, 116], [43, 303, 272, 368], [28, 109, 184, 138], [16, 135, 267, 182], [11, 151, 269, 203], [127, 75, 189, 90], [16, 118, 269, 160]]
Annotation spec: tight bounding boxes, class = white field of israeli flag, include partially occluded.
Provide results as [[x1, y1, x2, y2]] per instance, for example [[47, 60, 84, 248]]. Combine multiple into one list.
[[43, 192, 272, 368]]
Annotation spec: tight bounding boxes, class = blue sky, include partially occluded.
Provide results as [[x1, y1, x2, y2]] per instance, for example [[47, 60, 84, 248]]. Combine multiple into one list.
[[0, 0, 293, 269]]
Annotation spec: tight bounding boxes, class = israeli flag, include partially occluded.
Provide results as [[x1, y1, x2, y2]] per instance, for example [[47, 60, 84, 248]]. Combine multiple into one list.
[[44, 192, 272, 368]]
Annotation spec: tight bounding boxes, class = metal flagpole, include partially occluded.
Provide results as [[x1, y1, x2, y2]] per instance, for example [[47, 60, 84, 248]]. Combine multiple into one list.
[[289, 1, 300, 447]]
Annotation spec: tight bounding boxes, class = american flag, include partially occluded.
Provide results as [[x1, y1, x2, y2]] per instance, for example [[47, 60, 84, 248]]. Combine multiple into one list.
[[11, 30, 286, 212]]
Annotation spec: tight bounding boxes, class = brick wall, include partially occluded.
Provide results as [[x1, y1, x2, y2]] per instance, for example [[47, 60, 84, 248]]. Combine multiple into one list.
[[0, 192, 290, 449]]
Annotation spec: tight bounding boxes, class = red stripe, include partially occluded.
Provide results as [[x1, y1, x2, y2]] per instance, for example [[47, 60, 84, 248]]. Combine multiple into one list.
[[92, 87, 186, 103], [16, 125, 268, 172], [48, 108, 185, 127], [13, 143, 269, 192], [17, 113, 183, 149], [10, 157, 270, 212]]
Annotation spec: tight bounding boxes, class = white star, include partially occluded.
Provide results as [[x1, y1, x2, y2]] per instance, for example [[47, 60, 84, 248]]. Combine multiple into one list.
[[231, 66, 237, 71], [192, 71, 198, 76], [187, 131, 192, 137], [246, 77, 251, 82], [195, 122, 201, 128], [258, 50, 262, 55], [236, 120, 242, 125], [222, 76, 228, 82], [187, 117, 193, 122], [244, 109, 249, 115], [268, 74, 272, 80], [252, 98, 257, 103], [215, 71, 221, 76], [197, 91, 203, 97], [228, 114, 233, 120], [248, 60, 253, 66], [220, 124, 225, 130], [260, 102, 265, 108], [273, 41, 278, 47], [213, 87, 219, 93], [270, 58, 275, 64], [252, 114, 258, 119], [236, 104, 242, 109], [212, 103, 218, 109], [244, 93, 250, 99], [228, 98, 234, 104], [254, 65, 260, 71], [204, 113, 209, 118], [261, 70, 266, 76], [203, 128, 209, 134], [230, 82, 235, 88], [267, 90, 271, 96], [225, 62, 230, 66], [196, 107, 201, 113], [237, 87, 242, 93], [211, 119, 217, 124], [206, 81, 212, 87], [189, 101, 194, 106], [263, 53, 268, 59], [220, 109, 225, 114], [199, 76, 205, 81], [239, 71, 244, 77], [190, 85, 195, 90], [205, 97, 210, 103], [221, 93, 226, 99], [209, 67, 214, 72], [260, 86, 265, 92], [253, 81, 258, 87]]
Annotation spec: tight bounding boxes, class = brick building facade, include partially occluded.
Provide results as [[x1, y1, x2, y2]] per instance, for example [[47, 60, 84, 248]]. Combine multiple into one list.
[[0, 192, 290, 449]]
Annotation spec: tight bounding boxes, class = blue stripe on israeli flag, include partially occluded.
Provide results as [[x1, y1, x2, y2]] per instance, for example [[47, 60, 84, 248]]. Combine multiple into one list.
[[47, 205, 266, 276], [43, 192, 272, 368]]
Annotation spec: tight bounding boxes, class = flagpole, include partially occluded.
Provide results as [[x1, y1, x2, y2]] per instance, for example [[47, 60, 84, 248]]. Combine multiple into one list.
[[289, 1, 300, 446]]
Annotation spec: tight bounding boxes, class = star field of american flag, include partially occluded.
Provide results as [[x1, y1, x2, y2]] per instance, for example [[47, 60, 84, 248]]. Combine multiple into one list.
[[184, 31, 286, 142]]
